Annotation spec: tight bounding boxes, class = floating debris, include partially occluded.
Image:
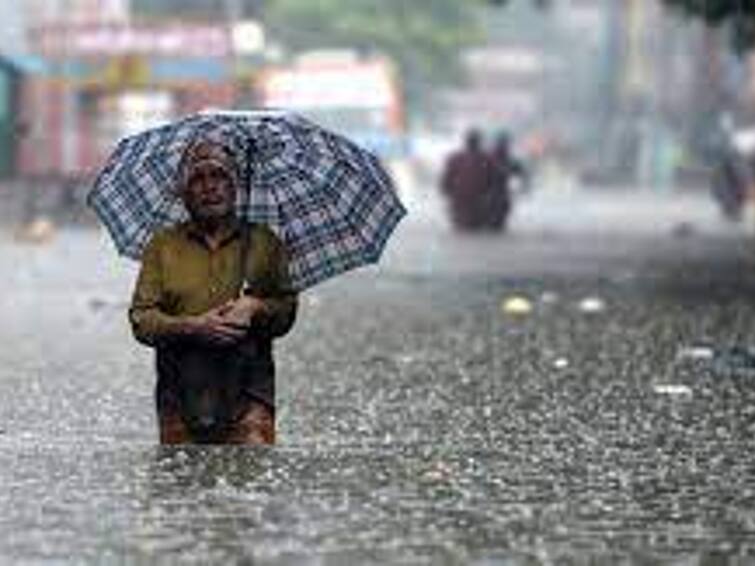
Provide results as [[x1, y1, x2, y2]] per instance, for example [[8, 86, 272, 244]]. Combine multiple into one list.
[[425, 461, 453, 482], [540, 291, 559, 305], [306, 295, 322, 308], [654, 384, 693, 396], [712, 346, 755, 372], [396, 353, 419, 365], [14, 217, 56, 244], [671, 222, 696, 238], [676, 345, 715, 361], [578, 297, 606, 314], [88, 298, 109, 312], [87, 296, 128, 313], [677, 344, 755, 372], [501, 296, 533, 316]]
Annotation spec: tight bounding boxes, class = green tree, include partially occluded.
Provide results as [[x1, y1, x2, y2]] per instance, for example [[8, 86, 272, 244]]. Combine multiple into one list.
[[262, 0, 487, 107], [663, 0, 755, 53]]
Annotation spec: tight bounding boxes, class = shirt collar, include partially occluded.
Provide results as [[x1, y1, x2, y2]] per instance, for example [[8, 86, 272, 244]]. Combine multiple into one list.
[[183, 218, 241, 248]]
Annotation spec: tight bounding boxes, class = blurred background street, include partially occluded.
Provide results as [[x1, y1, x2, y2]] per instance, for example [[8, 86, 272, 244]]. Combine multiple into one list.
[[3, 0, 755, 564]]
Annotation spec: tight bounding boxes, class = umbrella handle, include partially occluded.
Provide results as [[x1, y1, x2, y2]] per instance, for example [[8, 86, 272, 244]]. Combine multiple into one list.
[[238, 280, 251, 298], [238, 223, 251, 298]]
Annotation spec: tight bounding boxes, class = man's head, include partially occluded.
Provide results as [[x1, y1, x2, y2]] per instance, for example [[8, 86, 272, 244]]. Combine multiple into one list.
[[464, 128, 482, 152], [179, 140, 238, 223]]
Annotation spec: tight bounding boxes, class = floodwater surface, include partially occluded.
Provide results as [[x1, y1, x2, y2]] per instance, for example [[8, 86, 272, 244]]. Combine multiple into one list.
[[2, 193, 755, 564]]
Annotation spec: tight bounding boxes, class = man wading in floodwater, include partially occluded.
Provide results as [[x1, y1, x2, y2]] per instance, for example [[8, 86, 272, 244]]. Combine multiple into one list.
[[128, 141, 297, 444]]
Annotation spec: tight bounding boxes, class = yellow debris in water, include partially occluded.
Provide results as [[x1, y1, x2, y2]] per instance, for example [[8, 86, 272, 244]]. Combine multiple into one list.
[[501, 296, 533, 316], [15, 217, 56, 244]]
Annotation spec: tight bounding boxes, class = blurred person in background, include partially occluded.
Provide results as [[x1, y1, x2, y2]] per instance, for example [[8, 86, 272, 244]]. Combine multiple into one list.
[[440, 129, 499, 232], [710, 114, 751, 222], [484, 131, 529, 232]]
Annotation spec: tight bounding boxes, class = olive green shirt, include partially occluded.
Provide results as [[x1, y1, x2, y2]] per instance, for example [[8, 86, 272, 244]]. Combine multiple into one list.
[[129, 221, 298, 347]]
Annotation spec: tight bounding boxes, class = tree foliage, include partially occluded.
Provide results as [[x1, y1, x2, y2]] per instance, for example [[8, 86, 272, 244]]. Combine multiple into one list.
[[663, 0, 755, 53], [262, 0, 487, 104]]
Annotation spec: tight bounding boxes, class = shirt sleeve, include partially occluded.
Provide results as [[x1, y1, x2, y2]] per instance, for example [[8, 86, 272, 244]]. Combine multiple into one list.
[[245, 227, 298, 340], [128, 233, 186, 347]]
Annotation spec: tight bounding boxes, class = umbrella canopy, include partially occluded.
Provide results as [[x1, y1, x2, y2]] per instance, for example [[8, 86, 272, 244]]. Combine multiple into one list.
[[87, 110, 407, 290]]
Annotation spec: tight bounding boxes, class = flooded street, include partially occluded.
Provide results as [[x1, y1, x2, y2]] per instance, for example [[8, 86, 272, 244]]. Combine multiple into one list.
[[2, 190, 755, 564]]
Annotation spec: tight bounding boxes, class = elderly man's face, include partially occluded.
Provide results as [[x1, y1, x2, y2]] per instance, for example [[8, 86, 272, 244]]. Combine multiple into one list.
[[182, 161, 236, 222]]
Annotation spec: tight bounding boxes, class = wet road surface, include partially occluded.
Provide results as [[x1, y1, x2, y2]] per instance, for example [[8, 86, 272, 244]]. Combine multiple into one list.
[[2, 190, 755, 564]]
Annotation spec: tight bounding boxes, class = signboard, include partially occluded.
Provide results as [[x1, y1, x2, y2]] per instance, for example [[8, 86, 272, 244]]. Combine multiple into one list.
[[103, 55, 150, 87], [260, 62, 394, 109], [29, 23, 231, 58]]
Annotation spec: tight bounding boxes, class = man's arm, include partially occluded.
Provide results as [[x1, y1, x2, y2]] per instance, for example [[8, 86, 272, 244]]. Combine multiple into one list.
[[227, 227, 298, 340], [248, 227, 298, 339], [129, 234, 186, 347], [249, 293, 298, 339]]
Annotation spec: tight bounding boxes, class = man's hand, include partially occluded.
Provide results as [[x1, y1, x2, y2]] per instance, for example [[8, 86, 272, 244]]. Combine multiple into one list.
[[217, 296, 269, 328], [182, 307, 248, 345]]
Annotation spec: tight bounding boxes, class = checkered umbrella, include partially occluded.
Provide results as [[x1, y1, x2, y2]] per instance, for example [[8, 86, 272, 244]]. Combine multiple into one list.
[[87, 110, 407, 290]]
